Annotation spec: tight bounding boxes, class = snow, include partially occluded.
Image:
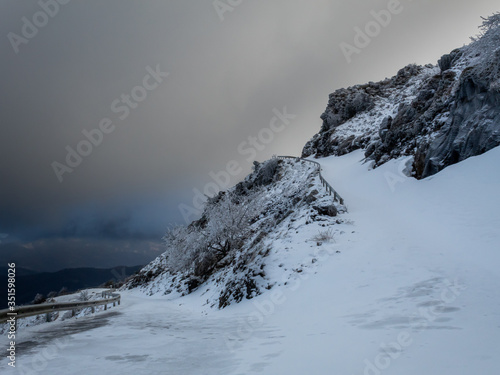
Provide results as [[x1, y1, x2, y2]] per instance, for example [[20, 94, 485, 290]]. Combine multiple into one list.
[[129, 158, 347, 309], [330, 65, 439, 144], [2, 147, 500, 374]]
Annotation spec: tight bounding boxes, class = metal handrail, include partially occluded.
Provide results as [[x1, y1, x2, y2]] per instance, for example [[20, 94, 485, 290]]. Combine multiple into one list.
[[274, 156, 344, 205], [0, 291, 121, 324]]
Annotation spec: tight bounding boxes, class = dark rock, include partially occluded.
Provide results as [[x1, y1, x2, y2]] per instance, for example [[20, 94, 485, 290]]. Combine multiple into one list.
[[379, 116, 392, 141], [313, 205, 338, 217], [186, 276, 203, 293], [438, 49, 463, 72], [305, 189, 319, 203], [438, 54, 453, 72], [254, 158, 280, 186], [422, 68, 500, 177]]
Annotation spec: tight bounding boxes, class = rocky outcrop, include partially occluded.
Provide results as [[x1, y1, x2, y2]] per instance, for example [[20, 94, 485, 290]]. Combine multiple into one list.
[[365, 68, 458, 177], [303, 17, 500, 179], [302, 64, 426, 159], [422, 67, 500, 176]]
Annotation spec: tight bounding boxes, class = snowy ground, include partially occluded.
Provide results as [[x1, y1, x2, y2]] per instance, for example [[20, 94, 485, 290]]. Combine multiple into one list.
[[2, 147, 500, 374]]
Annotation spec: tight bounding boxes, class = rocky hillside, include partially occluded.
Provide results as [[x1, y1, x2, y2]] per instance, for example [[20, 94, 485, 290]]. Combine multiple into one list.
[[124, 158, 347, 308], [303, 14, 500, 179], [124, 15, 499, 310]]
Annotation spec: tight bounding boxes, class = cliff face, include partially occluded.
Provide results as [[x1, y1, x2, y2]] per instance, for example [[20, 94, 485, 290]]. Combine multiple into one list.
[[423, 61, 500, 176], [303, 17, 500, 179]]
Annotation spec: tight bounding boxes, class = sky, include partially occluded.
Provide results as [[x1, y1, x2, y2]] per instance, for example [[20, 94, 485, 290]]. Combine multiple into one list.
[[0, 0, 498, 272]]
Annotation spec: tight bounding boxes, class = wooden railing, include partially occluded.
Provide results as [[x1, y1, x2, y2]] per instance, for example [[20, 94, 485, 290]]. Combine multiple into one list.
[[0, 290, 120, 327], [275, 156, 344, 205]]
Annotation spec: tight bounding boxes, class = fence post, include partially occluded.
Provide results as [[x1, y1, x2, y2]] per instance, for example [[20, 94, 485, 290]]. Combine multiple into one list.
[[277, 155, 344, 205]]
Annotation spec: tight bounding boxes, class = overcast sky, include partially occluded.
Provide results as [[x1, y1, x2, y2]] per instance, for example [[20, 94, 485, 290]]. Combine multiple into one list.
[[0, 0, 498, 271]]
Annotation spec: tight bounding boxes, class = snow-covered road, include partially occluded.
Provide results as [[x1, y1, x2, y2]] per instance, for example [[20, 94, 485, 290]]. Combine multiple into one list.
[[2, 148, 500, 374], [2, 291, 283, 374]]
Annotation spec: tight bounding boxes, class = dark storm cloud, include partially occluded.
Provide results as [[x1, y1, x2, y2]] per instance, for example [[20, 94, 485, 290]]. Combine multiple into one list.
[[0, 0, 498, 269]]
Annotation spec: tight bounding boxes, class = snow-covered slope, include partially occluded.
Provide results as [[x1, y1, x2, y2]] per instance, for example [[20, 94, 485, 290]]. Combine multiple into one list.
[[125, 158, 347, 309], [3, 146, 499, 374]]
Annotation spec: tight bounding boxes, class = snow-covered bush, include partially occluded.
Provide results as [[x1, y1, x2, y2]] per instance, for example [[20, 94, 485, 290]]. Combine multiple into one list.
[[32, 293, 46, 304], [79, 290, 90, 301], [472, 12, 500, 41], [163, 187, 266, 277], [466, 13, 500, 87], [310, 228, 335, 243]]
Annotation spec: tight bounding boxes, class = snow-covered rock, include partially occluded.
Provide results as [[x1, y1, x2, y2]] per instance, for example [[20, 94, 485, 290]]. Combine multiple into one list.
[[303, 14, 500, 179]]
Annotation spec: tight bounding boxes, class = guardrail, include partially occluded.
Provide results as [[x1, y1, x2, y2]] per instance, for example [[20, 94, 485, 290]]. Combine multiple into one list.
[[0, 290, 120, 327], [274, 155, 344, 205]]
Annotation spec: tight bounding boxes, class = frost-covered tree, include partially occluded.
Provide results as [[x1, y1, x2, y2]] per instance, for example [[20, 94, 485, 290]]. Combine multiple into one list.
[[200, 188, 264, 256], [163, 187, 265, 275], [163, 225, 200, 272], [475, 12, 500, 38], [468, 13, 500, 59], [466, 13, 500, 91]]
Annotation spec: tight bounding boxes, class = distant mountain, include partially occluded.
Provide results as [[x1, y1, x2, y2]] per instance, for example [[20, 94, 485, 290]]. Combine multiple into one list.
[[0, 265, 142, 308], [0, 266, 38, 277]]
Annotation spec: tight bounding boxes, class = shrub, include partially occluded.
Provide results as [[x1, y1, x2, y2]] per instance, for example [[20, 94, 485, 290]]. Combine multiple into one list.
[[79, 290, 90, 302], [310, 228, 336, 243], [32, 293, 46, 304]]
